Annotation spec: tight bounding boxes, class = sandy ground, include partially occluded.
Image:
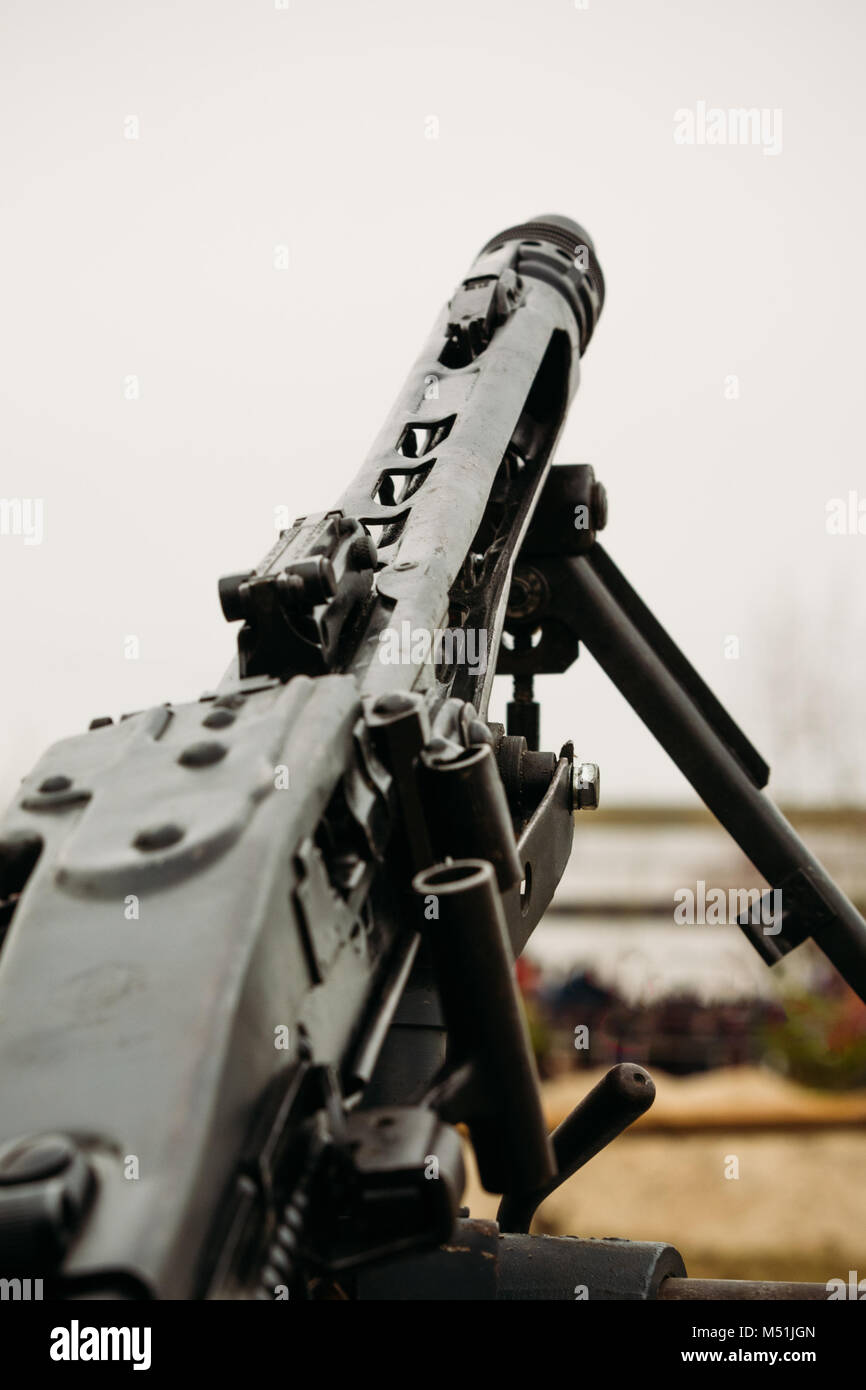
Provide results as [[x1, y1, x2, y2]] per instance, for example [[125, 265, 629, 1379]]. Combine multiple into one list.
[[462, 1068, 866, 1282]]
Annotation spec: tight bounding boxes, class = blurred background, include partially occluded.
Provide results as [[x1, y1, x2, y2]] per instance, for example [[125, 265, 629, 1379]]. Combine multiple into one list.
[[2, 0, 865, 1283]]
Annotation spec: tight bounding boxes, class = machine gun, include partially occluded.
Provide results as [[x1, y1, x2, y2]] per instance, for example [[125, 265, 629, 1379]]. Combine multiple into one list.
[[0, 216, 863, 1301]]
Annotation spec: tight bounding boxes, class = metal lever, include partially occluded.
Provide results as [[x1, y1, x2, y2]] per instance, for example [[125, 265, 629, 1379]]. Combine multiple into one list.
[[497, 1062, 655, 1233]]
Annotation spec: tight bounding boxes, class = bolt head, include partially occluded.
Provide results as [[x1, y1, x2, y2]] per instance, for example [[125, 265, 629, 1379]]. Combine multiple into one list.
[[178, 741, 228, 769], [573, 761, 600, 811], [39, 775, 72, 794], [202, 708, 235, 730], [0, 1135, 75, 1185], [134, 823, 185, 852]]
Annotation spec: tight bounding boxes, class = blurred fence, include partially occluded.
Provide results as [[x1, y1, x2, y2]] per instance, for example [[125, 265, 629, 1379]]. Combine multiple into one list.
[[522, 806, 866, 1087]]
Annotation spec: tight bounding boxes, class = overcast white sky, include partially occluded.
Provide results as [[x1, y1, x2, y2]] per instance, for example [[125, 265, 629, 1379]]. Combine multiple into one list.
[[1, 0, 865, 807]]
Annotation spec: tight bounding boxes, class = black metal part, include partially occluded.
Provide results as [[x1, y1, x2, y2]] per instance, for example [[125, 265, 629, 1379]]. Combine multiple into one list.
[[518, 463, 607, 557], [354, 694, 450, 1109], [659, 1278, 830, 1301], [506, 681, 540, 750], [441, 257, 523, 368], [220, 511, 376, 680], [355, 1218, 685, 1301], [492, 730, 560, 830], [496, 1233, 683, 1302], [416, 742, 523, 891], [412, 859, 554, 1198], [502, 748, 575, 957], [365, 690, 434, 872], [498, 556, 580, 679], [344, 932, 421, 1094], [0, 1133, 95, 1273], [302, 1106, 465, 1273], [498, 1064, 656, 1233], [357, 1217, 500, 1300], [210, 1062, 465, 1297], [360, 940, 447, 1109]]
